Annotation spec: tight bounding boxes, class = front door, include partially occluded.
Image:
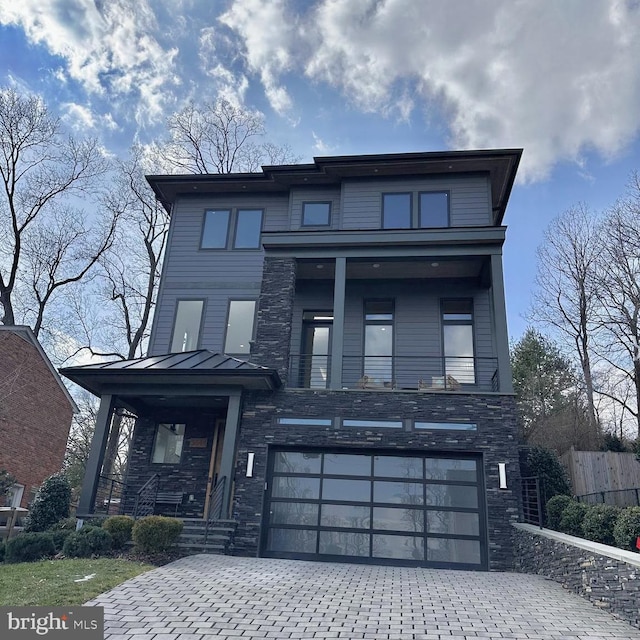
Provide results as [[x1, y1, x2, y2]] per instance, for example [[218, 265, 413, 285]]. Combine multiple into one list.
[[301, 313, 333, 389], [204, 418, 225, 519]]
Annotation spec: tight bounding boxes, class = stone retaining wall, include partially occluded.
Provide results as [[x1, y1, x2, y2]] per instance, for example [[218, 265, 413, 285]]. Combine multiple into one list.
[[513, 523, 640, 628]]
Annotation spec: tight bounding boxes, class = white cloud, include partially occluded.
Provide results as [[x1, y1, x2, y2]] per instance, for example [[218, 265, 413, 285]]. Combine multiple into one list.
[[61, 102, 119, 133], [0, 0, 180, 126], [221, 0, 640, 182], [312, 131, 333, 155]]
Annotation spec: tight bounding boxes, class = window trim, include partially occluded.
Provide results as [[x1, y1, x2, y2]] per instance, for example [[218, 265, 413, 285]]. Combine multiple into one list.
[[232, 208, 264, 250], [381, 192, 412, 230], [440, 298, 476, 385], [301, 201, 332, 227], [151, 422, 186, 465], [418, 190, 450, 228], [200, 209, 231, 250], [170, 298, 206, 353], [223, 298, 257, 355]]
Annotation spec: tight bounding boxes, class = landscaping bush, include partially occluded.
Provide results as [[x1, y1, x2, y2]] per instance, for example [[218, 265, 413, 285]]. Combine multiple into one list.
[[0, 541, 5, 563], [103, 515, 135, 550], [49, 517, 78, 531], [50, 528, 75, 553], [582, 504, 620, 546], [132, 516, 183, 553], [5, 532, 56, 563], [559, 501, 589, 536], [25, 473, 71, 532], [62, 526, 113, 558], [613, 506, 640, 551], [545, 494, 573, 530]]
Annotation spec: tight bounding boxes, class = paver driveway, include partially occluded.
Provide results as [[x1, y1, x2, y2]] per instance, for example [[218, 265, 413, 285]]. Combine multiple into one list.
[[88, 554, 640, 640]]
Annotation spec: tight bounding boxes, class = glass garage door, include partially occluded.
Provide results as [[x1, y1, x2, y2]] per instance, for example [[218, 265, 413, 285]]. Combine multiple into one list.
[[262, 450, 487, 569]]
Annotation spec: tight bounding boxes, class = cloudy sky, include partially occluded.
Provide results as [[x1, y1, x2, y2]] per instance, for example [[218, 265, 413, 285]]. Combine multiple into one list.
[[2, 0, 640, 341]]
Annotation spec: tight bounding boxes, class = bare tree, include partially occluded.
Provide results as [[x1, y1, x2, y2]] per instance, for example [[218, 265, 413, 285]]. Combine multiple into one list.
[[532, 204, 601, 437], [151, 99, 298, 174], [593, 176, 640, 436], [0, 88, 110, 333]]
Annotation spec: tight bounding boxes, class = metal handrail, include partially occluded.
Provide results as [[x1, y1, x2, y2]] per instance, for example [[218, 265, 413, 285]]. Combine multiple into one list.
[[204, 476, 226, 545], [521, 476, 543, 528], [133, 474, 159, 519], [95, 475, 125, 515], [576, 487, 640, 507]]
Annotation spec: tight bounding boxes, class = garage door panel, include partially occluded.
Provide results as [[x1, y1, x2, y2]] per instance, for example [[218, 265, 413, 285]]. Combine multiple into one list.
[[264, 449, 486, 569]]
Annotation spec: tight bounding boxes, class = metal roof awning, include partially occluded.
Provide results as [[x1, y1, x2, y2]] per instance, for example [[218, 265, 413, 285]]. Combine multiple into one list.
[[60, 350, 282, 397]]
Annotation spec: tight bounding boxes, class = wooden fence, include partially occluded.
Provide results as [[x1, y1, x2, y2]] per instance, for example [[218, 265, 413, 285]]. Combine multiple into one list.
[[561, 447, 640, 497]]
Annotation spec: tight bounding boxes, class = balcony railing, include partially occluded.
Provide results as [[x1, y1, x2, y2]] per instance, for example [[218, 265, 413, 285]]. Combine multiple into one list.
[[288, 354, 499, 391]]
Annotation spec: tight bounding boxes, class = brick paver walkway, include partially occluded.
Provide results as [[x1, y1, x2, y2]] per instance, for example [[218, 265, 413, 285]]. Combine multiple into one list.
[[87, 554, 640, 639]]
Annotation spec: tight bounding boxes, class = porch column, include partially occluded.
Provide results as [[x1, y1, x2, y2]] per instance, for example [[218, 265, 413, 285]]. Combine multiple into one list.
[[218, 391, 242, 518], [490, 253, 513, 393], [329, 257, 346, 389], [77, 394, 115, 517]]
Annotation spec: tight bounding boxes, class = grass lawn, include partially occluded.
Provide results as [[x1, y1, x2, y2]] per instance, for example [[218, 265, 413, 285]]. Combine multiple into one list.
[[0, 557, 155, 606]]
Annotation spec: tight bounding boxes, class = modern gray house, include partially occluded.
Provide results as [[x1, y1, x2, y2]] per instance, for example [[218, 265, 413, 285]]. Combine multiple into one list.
[[62, 149, 523, 571]]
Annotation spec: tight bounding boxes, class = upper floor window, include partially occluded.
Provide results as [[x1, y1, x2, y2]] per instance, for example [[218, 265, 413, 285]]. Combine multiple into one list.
[[224, 300, 256, 355], [171, 299, 204, 352], [364, 300, 394, 384], [382, 193, 411, 229], [201, 208, 263, 249], [302, 202, 331, 226], [419, 192, 449, 228]]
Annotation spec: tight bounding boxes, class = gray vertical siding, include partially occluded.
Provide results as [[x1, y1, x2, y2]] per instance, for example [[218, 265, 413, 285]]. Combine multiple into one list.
[[341, 175, 491, 230], [150, 193, 287, 355]]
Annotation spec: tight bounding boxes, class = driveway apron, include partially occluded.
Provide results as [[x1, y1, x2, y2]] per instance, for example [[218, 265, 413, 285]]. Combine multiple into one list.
[[87, 554, 640, 639]]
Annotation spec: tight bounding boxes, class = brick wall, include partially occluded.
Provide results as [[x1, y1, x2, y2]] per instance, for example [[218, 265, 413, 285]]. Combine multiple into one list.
[[0, 331, 73, 506], [232, 388, 522, 571], [513, 523, 640, 628]]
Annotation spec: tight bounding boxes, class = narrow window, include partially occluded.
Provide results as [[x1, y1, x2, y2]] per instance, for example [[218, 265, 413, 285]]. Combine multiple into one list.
[[201, 209, 230, 248], [151, 423, 185, 464], [171, 300, 204, 352], [382, 193, 411, 229], [364, 300, 394, 384], [419, 192, 449, 228], [302, 202, 331, 226], [224, 300, 256, 354], [442, 299, 475, 384], [234, 209, 263, 248], [301, 311, 333, 388]]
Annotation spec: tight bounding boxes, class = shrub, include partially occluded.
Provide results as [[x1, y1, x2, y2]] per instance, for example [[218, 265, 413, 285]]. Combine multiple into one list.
[[25, 473, 71, 532], [613, 506, 640, 551], [50, 528, 74, 553], [524, 446, 572, 501], [103, 515, 135, 550], [559, 501, 589, 536], [49, 517, 78, 531], [62, 526, 113, 558], [5, 532, 55, 563], [0, 541, 5, 563], [132, 516, 183, 553], [582, 504, 620, 546], [546, 494, 573, 530]]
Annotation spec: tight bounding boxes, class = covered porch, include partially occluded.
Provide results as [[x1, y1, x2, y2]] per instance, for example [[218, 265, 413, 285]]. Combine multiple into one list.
[[61, 351, 280, 522]]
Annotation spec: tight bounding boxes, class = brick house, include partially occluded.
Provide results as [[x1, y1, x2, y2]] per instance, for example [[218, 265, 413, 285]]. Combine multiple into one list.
[[0, 325, 77, 507], [63, 149, 523, 570]]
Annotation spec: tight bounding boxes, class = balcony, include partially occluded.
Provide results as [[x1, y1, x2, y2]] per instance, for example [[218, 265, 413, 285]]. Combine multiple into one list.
[[288, 354, 499, 392]]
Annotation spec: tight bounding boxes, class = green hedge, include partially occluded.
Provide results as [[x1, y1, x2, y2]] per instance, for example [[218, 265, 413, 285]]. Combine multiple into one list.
[[546, 495, 573, 530], [558, 501, 589, 536], [103, 516, 135, 550], [132, 516, 183, 553], [582, 504, 620, 546], [5, 532, 56, 563], [613, 507, 640, 551], [63, 526, 113, 558]]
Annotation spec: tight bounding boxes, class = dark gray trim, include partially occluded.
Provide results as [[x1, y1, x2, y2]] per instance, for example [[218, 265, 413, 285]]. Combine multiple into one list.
[[169, 298, 206, 353], [301, 201, 332, 227], [418, 190, 450, 228], [223, 298, 258, 356], [200, 208, 231, 250], [77, 394, 115, 517], [219, 391, 242, 517], [490, 253, 513, 393], [329, 257, 346, 390]]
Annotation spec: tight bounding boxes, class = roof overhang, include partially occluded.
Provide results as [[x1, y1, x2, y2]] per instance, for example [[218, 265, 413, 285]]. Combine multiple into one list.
[[146, 149, 522, 224]]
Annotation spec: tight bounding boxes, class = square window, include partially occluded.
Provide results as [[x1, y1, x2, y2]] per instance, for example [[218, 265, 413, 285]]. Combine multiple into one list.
[[224, 300, 256, 354], [382, 193, 411, 229], [234, 209, 263, 248], [201, 210, 230, 248], [151, 423, 185, 464], [302, 202, 331, 226], [419, 192, 449, 228]]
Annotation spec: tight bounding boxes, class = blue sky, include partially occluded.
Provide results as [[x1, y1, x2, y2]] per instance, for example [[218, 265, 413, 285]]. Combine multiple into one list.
[[2, 0, 640, 343]]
